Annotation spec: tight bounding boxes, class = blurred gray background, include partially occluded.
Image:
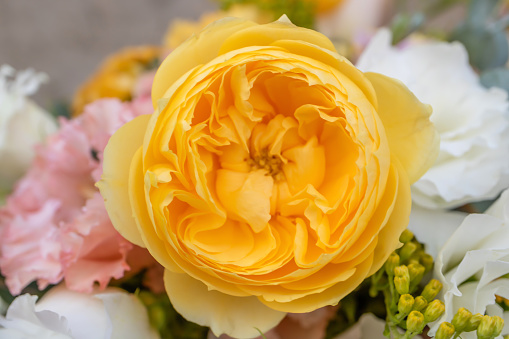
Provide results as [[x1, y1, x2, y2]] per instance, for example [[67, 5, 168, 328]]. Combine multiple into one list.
[[0, 0, 216, 106]]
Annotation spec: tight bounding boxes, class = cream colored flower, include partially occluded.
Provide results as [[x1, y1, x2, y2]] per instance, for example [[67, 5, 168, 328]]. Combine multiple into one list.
[[429, 189, 509, 338], [0, 65, 57, 192], [357, 29, 509, 209], [0, 285, 160, 339]]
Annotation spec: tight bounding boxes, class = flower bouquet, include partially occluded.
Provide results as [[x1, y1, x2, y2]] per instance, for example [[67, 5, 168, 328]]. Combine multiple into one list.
[[1, 0, 509, 338]]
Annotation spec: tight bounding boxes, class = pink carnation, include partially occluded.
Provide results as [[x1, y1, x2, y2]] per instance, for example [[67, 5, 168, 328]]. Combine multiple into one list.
[[0, 94, 154, 295]]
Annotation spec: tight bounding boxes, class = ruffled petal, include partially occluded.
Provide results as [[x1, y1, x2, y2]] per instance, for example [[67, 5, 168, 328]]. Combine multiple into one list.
[[366, 72, 439, 184], [97, 114, 151, 247]]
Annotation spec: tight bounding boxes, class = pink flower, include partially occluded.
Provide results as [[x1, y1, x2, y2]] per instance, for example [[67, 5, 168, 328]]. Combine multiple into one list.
[[0, 93, 154, 295]]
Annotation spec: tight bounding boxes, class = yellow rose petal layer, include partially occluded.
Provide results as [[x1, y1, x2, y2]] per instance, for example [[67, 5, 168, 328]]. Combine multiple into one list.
[[365, 72, 439, 184], [164, 269, 286, 339], [100, 16, 439, 338], [97, 114, 151, 247]]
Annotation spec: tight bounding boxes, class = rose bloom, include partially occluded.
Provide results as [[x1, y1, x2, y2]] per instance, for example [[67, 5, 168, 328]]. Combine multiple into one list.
[[98, 17, 438, 338]]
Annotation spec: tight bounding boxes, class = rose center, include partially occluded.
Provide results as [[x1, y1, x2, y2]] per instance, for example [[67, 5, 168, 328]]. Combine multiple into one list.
[[247, 148, 285, 181]]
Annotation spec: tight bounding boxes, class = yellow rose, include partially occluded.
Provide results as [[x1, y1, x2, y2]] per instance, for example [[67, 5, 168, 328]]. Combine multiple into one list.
[[98, 16, 439, 339], [72, 46, 163, 116]]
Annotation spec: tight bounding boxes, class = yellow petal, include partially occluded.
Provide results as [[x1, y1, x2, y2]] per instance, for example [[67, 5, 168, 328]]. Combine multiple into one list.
[[368, 158, 412, 276], [365, 72, 439, 184], [152, 17, 257, 105], [216, 169, 273, 233], [97, 114, 151, 247], [218, 17, 336, 56], [164, 270, 286, 339]]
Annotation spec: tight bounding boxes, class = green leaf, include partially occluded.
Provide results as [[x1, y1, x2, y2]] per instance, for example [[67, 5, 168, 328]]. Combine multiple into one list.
[[451, 24, 509, 70], [480, 68, 509, 93]]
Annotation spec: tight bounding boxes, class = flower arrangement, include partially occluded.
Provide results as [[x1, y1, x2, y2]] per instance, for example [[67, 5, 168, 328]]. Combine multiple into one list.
[[1, 0, 509, 339]]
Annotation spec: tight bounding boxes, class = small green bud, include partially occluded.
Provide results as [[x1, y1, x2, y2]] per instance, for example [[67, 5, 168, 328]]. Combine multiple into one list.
[[412, 296, 428, 312], [477, 315, 495, 339], [399, 242, 418, 262], [423, 299, 445, 323], [399, 229, 414, 243], [435, 322, 455, 339], [420, 253, 434, 273], [406, 310, 425, 333], [492, 316, 504, 338], [476, 315, 503, 339], [451, 307, 472, 333], [421, 279, 442, 302], [385, 253, 400, 276], [394, 265, 410, 295], [408, 263, 425, 285], [399, 242, 417, 262], [407, 258, 420, 266], [464, 313, 483, 332], [398, 294, 415, 315]]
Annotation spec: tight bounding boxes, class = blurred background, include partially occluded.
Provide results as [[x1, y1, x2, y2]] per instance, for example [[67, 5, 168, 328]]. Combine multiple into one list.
[[0, 0, 468, 108], [0, 0, 215, 106]]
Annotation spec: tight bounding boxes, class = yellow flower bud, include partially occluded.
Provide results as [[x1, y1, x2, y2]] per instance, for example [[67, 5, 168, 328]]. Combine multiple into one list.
[[385, 252, 400, 276], [407, 310, 425, 333], [423, 299, 445, 323], [421, 279, 442, 302], [398, 294, 415, 315], [464, 313, 483, 332], [399, 242, 418, 262], [399, 229, 414, 243], [476, 315, 503, 339], [420, 253, 434, 273], [412, 296, 428, 312], [451, 307, 472, 333], [408, 263, 425, 285], [492, 316, 504, 338], [477, 315, 495, 339], [435, 322, 455, 339], [394, 265, 410, 295]]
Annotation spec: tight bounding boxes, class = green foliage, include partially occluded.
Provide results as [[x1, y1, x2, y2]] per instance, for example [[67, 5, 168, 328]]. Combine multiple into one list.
[[390, 12, 425, 45], [217, 0, 315, 28], [451, 23, 509, 71]]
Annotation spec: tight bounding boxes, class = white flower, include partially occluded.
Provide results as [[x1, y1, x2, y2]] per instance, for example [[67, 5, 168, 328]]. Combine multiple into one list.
[[429, 189, 509, 338], [408, 206, 466, 258], [0, 285, 160, 339], [0, 65, 57, 192], [357, 29, 509, 209]]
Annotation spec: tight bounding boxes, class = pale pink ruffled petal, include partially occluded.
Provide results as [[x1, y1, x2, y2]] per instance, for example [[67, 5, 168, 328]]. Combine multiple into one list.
[[61, 193, 132, 292], [0, 97, 152, 295], [0, 201, 63, 295]]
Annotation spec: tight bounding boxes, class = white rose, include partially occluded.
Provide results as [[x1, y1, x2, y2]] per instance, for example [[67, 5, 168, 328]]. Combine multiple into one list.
[[429, 189, 509, 338], [0, 65, 57, 193], [357, 29, 509, 209], [0, 285, 160, 339]]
